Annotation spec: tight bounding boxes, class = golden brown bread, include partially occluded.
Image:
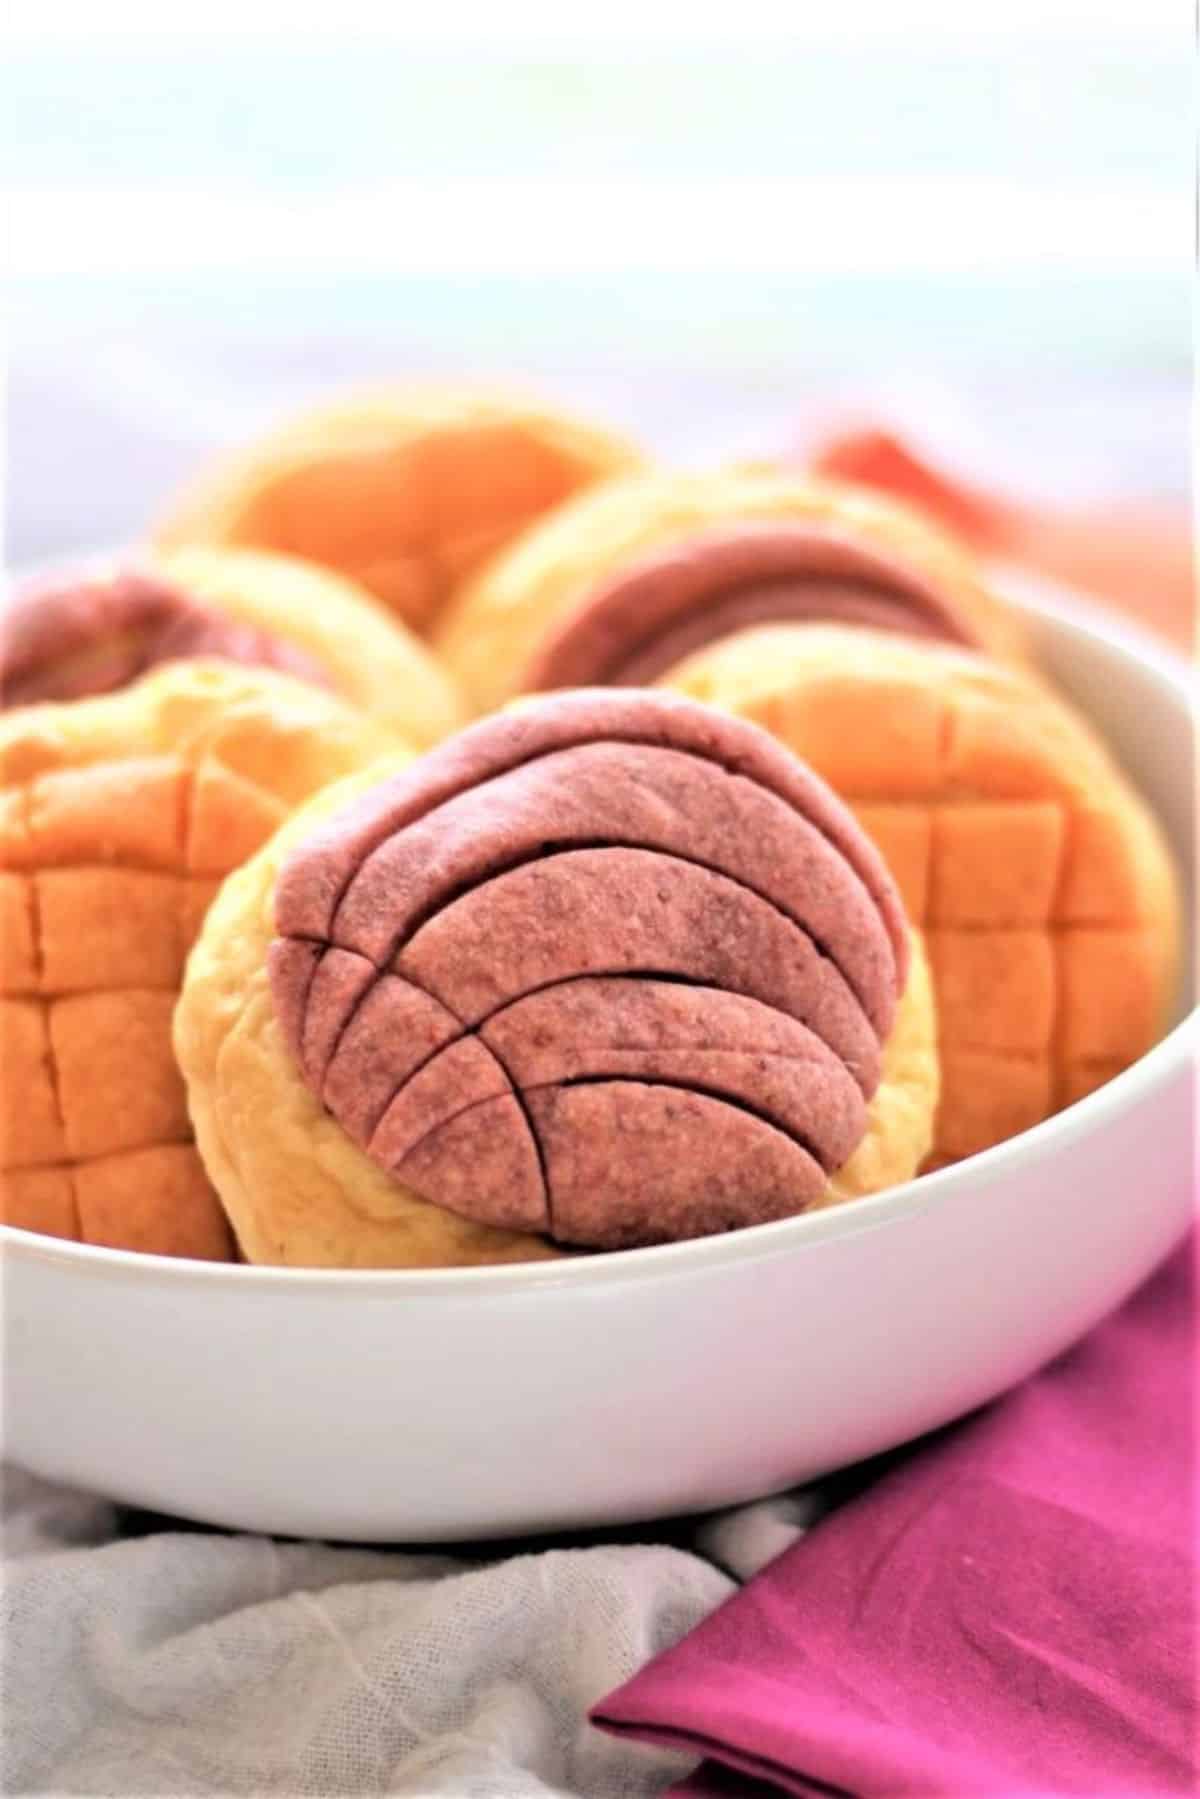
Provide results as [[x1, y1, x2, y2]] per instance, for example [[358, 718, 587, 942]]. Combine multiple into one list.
[[155, 386, 644, 635], [433, 467, 1027, 713], [661, 624, 1180, 1164], [175, 754, 939, 1269], [151, 546, 464, 746], [5, 547, 464, 748], [0, 661, 399, 1257]]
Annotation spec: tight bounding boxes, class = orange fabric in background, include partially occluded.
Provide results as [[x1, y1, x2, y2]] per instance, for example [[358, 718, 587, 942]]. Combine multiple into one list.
[[810, 429, 1194, 655]]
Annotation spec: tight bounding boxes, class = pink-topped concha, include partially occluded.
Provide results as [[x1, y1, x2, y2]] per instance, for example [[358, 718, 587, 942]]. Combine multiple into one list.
[[176, 690, 939, 1266]]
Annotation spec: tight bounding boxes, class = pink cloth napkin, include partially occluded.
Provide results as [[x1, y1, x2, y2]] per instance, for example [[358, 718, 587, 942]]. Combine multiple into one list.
[[595, 1238, 1196, 1797]]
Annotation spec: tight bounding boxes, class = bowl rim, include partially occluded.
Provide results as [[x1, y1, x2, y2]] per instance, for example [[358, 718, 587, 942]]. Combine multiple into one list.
[[2, 567, 1194, 1298]]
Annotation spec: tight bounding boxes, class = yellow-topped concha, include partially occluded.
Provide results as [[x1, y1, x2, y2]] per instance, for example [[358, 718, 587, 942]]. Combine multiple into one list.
[[660, 622, 1180, 1167], [0, 660, 401, 1259], [155, 385, 644, 636]]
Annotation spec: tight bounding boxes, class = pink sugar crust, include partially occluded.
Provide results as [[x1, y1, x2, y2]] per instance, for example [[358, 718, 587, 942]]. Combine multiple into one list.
[[273, 687, 907, 983], [1, 566, 329, 706], [268, 690, 910, 1249], [522, 520, 980, 691]]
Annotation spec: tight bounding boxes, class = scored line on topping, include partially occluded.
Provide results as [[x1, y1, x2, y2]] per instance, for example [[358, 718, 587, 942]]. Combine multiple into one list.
[[274, 690, 906, 979], [320, 741, 896, 1031], [268, 694, 911, 1247]]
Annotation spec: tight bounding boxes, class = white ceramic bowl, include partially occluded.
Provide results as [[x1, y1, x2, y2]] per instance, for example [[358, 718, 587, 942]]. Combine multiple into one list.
[[2, 577, 1194, 1542]]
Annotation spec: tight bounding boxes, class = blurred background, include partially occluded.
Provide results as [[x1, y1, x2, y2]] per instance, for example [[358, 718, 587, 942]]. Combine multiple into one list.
[[5, 1, 1191, 576]]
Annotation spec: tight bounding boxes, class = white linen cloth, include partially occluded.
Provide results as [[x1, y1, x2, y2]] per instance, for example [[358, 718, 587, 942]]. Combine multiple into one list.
[[1, 1466, 827, 1797]]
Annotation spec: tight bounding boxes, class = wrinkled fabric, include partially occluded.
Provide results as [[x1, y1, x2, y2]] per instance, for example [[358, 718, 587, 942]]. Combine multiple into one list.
[[6, 1249, 1189, 1798], [596, 1240, 1197, 1798], [3, 1467, 808, 1797]]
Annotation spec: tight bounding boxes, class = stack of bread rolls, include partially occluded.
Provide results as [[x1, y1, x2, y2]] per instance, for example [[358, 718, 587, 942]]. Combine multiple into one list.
[[1, 384, 1178, 1266]]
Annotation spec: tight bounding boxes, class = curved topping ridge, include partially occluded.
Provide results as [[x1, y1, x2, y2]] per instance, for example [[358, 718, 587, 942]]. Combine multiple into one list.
[[268, 691, 908, 1247]]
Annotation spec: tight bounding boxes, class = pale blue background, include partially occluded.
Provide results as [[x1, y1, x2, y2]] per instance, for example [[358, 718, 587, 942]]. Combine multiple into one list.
[[6, 14, 1190, 564]]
